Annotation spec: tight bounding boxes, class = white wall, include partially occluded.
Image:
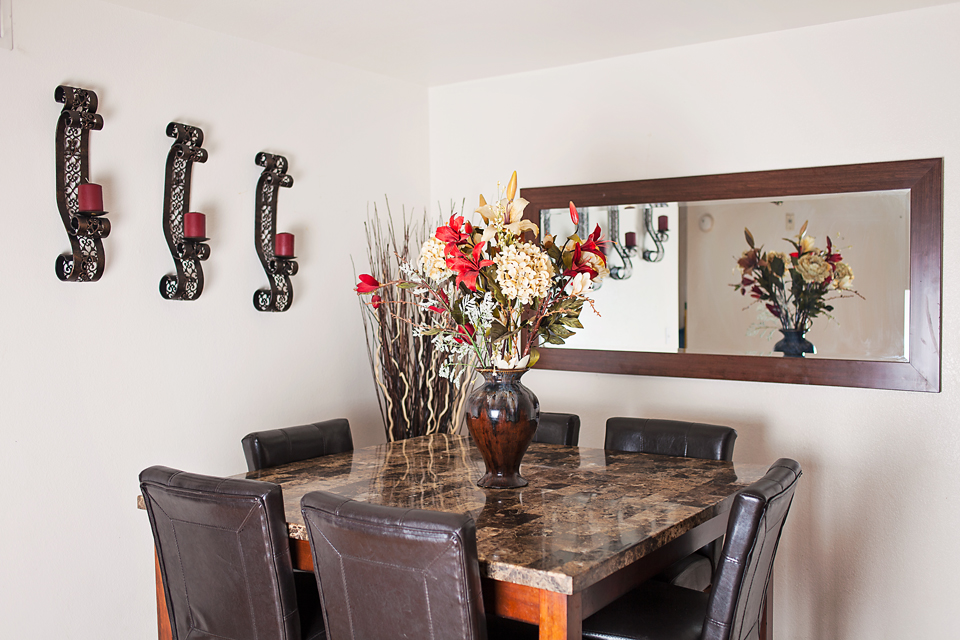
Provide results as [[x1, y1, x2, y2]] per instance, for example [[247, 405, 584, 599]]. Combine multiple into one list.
[[431, 4, 960, 639], [0, 1, 428, 637]]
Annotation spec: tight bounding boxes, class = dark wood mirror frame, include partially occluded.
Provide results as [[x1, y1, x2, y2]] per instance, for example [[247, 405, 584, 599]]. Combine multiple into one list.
[[521, 158, 942, 392]]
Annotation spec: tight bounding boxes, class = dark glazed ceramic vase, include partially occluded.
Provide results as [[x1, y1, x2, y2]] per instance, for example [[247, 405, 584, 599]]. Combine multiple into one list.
[[774, 329, 815, 358], [465, 369, 539, 489]]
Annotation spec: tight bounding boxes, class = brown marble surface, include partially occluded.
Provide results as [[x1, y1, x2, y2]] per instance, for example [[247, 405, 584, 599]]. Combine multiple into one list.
[[241, 434, 767, 595]]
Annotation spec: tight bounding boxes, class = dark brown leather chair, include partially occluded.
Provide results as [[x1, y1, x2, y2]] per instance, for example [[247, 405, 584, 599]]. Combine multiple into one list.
[[532, 411, 581, 446], [581, 458, 802, 640], [140, 466, 325, 640], [300, 491, 536, 640], [242, 418, 353, 471], [605, 417, 738, 591]]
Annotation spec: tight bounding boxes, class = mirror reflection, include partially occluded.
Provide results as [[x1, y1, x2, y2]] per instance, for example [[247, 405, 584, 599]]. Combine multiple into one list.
[[541, 189, 910, 361]]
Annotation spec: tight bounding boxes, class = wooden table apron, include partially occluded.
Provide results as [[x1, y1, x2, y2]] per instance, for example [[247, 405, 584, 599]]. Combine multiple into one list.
[[145, 434, 770, 640]]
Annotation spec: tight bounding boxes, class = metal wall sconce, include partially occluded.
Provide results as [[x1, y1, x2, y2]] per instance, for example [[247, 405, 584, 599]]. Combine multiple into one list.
[[605, 203, 670, 279], [54, 85, 108, 282], [160, 122, 209, 300], [640, 203, 670, 263], [252, 152, 297, 312]]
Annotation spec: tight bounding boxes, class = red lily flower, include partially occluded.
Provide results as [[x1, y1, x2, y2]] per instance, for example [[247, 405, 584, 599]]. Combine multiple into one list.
[[453, 323, 476, 344], [563, 226, 607, 279], [356, 274, 380, 294], [445, 242, 493, 291], [569, 201, 579, 225], [371, 294, 383, 309], [436, 214, 471, 246]]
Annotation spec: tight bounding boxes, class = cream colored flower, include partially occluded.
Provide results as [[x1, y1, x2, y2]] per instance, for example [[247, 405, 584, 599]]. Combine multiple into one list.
[[833, 262, 855, 290], [582, 252, 610, 281], [568, 271, 592, 296], [799, 235, 816, 254], [795, 253, 831, 283], [765, 251, 792, 270], [494, 243, 554, 305], [419, 236, 451, 281]]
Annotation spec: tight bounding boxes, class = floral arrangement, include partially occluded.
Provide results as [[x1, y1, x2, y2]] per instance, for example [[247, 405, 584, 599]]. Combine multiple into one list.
[[733, 221, 858, 332], [356, 172, 609, 378]]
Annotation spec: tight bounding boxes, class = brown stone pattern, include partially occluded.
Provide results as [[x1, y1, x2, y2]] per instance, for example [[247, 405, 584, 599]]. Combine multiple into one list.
[[241, 434, 767, 595]]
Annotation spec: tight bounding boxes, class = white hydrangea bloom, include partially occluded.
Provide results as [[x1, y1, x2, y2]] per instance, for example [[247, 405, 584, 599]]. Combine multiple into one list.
[[419, 236, 452, 281], [494, 243, 554, 305]]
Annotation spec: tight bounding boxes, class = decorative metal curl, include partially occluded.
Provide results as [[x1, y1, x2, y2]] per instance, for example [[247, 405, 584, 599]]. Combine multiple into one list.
[[54, 85, 107, 282], [159, 122, 209, 300], [252, 152, 297, 312]]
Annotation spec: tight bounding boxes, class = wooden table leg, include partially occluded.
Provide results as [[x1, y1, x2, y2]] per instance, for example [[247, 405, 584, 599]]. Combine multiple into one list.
[[154, 550, 172, 640], [539, 590, 582, 640]]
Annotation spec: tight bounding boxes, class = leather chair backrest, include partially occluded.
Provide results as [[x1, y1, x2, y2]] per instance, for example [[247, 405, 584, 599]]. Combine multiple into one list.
[[701, 458, 802, 640], [605, 417, 737, 461], [242, 418, 353, 471], [533, 412, 581, 446], [301, 490, 487, 640], [139, 466, 301, 640]]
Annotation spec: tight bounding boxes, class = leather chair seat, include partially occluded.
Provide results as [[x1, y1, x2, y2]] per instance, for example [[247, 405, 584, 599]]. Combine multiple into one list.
[[583, 580, 709, 640]]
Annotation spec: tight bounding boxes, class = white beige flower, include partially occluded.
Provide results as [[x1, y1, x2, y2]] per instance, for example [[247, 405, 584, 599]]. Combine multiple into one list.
[[568, 271, 592, 296], [419, 236, 451, 280], [832, 262, 855, 290], [494, 243, 554, 305], [799, 235, 816, 254], [795, 253, 831, 283], [765, 251, 791, 270]]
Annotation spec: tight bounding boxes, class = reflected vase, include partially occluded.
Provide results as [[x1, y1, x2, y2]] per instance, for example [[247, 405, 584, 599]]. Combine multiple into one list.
[[774, 329, 815, 358], [465, 369, 539, 489]]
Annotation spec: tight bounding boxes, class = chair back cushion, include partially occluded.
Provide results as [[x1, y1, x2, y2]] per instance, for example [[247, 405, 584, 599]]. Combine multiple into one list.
[[533, 412, 581, 446], [605, 417, 737, 461], [139, 466, 301, 640], [242, 418, 353, 471], [702, 458, 802, 640], [301, 491, 487, 640]]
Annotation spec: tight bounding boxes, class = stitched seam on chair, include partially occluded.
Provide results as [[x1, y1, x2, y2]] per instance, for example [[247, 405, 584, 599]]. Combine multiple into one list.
[[422, 571, 436, 640], [236, 528, 263, 640]]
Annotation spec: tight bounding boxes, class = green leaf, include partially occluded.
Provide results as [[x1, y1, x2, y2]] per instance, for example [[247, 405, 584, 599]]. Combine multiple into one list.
[[488, 321, 508, 342], [397, 281, 418, 289], [528, 348, 540, 368], [552, 324, 575, 339], [559, 316, 584, 329], [544, 334, 566, 345]]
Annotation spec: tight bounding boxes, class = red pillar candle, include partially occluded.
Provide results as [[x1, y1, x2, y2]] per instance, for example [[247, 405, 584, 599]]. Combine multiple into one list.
[[275, 232, 295, 257], [78, 183, 104, 213], [624, 231, 637, 248], [184, 212, 206, 239], [658, 215, 669, 232]]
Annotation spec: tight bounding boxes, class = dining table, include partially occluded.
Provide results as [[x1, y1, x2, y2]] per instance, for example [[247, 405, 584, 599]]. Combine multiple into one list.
[[143, 433, 772, 640]]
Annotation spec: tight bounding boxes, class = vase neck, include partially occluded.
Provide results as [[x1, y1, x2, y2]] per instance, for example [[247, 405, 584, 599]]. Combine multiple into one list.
[[477, 368, 528, 384]]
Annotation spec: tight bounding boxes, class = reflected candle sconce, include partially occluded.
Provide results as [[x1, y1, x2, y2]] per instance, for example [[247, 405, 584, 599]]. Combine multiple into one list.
[[252, 152, 297, 312], [605, 203, 670, 279], [53, 85, 108, 282], [160, 122, 209, 301]]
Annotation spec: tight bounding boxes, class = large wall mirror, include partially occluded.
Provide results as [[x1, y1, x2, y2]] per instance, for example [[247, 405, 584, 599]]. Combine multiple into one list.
[[521, 159, 941, 392]]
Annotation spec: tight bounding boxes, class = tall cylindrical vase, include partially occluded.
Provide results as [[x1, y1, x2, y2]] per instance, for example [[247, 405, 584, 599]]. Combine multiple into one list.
[[465, 369, 539, 489]]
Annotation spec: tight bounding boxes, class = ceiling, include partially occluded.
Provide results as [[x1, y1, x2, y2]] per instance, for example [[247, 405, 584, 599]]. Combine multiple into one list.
[[106, 0, 955, 86]]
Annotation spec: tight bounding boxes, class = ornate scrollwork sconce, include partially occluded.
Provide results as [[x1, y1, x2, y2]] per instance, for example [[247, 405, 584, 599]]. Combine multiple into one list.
[[159, 122, 210, 300], [252, 152, 298, 312], [54, 85, 108, 282]]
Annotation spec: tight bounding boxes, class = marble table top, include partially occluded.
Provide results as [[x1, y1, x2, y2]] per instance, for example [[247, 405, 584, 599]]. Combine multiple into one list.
[[240, 433, 768, 595]]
